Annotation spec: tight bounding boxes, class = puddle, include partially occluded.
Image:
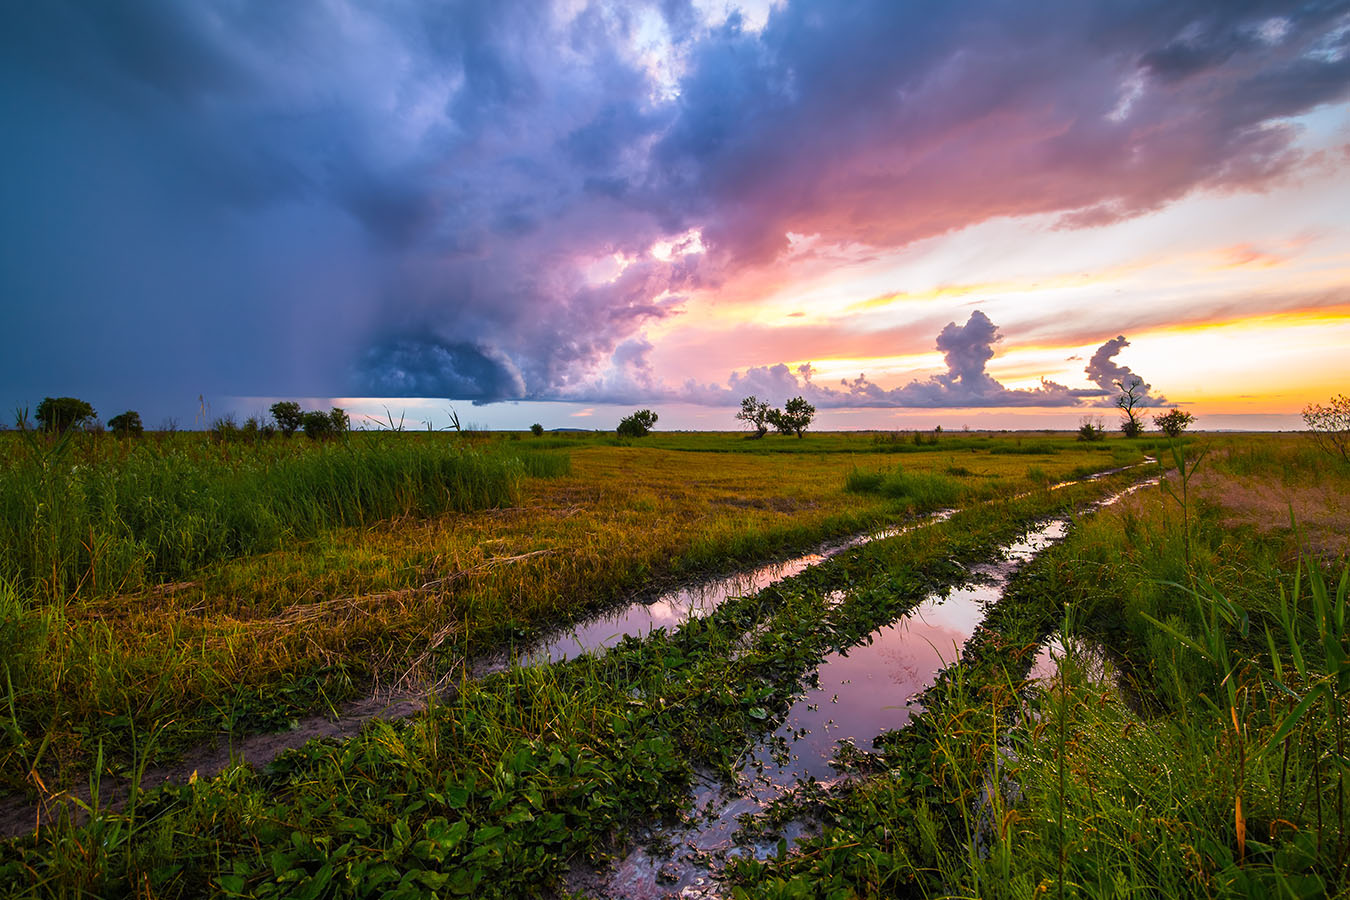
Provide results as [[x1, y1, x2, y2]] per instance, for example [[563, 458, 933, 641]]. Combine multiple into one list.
[[603, 482, 1153, 898], [748, 525, 1064, 790], [481, 511, 956, 673], [1049, 457, 1156, 493]]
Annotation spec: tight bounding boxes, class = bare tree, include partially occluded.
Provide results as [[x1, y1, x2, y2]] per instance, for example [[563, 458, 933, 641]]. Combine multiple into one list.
[[1303, 394, 1350, 461], [1115, 376, 1145, 438]]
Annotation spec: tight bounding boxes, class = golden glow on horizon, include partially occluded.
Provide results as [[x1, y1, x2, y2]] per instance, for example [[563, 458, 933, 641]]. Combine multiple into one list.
[[755, 305, 1350, 413], [1117, 309, 1350, 412]]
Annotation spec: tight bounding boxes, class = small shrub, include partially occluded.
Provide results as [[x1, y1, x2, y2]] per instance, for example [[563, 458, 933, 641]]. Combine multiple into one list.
[[1077, 416, 1105, 442], [530, 423, 544, 437], [210, 414, 241, 442]]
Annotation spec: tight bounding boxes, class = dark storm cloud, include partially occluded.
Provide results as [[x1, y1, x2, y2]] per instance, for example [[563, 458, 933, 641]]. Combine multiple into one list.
[[3, 0, 1348, 413], [356, 337, 526, 402]]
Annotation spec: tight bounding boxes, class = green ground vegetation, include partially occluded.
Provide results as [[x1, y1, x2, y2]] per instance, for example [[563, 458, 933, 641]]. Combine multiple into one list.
[[0, 436, 1145, 898]]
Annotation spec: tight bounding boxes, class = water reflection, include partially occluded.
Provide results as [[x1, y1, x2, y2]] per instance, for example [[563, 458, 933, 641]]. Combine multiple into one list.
[[505, 511, 955, 670], [605, 515, 1073, 898]]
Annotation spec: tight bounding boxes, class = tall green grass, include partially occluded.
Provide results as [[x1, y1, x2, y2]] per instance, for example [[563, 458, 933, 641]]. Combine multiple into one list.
[[0, 433, 535, 600], [514, 449, 572, 478], [845, 465, 967, 507]]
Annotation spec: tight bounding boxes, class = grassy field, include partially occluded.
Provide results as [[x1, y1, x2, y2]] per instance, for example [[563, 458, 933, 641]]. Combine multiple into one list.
[[726, 435, 1350, 898], [1, 428, 1343, 897]]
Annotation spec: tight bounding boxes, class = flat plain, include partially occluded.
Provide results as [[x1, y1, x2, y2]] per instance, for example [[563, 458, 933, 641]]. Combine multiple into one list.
[[0, 428, 1345, 898]]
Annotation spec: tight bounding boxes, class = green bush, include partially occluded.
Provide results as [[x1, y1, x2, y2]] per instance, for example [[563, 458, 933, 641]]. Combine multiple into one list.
[[616, 409, 658, 437]]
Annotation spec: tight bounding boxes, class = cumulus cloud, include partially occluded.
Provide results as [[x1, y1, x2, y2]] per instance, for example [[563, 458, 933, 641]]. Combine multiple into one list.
[[1083, 335, 1166, 407], [566, 311, 1156, 410], [2, 0, 1347, 409], [716, 312, 1090, 409]]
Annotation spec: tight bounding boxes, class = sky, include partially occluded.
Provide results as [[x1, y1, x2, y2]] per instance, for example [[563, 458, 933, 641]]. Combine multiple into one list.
[[2, 0, 1349, 431]]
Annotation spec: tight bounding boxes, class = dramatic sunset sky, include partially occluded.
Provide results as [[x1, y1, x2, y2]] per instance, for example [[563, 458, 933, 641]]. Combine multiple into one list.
[[3, 1, 1349, 430]]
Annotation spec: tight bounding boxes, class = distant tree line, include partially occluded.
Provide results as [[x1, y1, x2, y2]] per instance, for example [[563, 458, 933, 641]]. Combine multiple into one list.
[[12, 396, 351, 441]]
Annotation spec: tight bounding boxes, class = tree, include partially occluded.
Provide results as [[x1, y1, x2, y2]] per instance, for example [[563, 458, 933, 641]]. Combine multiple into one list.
[[302, 409, 335, 440], [766, 407, 788, 435], [1153, 408, 1195, 438], [36, 396, 96, 433], [1303, 394, 1350, 461], [530, 423, 544, 436], [1114, 376, 1145, 438], [735, 396, 772, 437], [270, 401, 303, 436], [777, 396, 816, 438], [107, 410, 144, 436], [1077, 415, 1105, 442], [329, 407, 350, 435], [616, 409, 658, 437]]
